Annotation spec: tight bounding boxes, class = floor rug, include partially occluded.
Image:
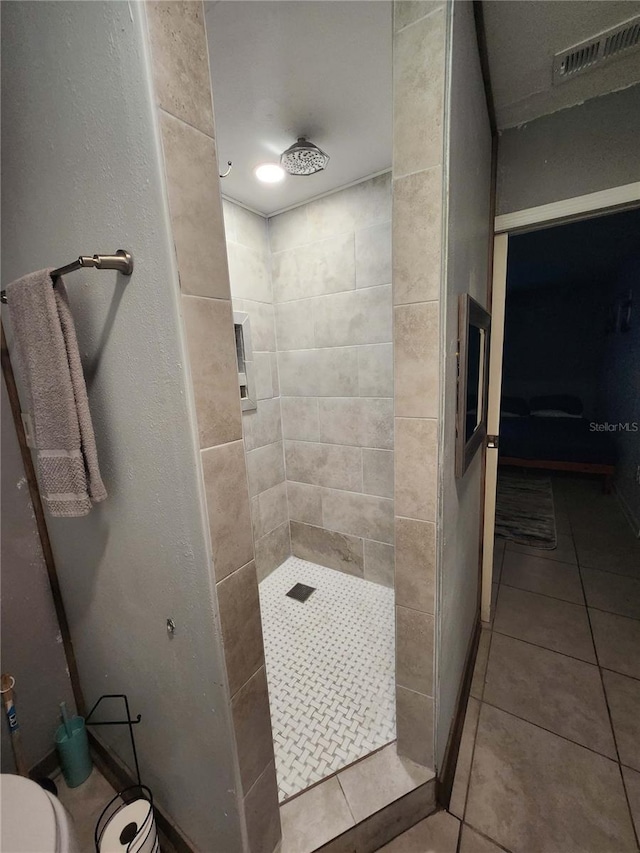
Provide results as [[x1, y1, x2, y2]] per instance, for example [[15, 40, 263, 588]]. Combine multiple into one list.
[[495, 471, 557, 549]]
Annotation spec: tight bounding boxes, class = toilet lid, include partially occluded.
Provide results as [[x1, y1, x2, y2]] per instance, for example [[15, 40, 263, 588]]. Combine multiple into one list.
[[1, 774, 58, 852]]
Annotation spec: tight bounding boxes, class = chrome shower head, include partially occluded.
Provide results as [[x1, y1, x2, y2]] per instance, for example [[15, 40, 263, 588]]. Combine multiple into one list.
[[280, 138, 330, 176]]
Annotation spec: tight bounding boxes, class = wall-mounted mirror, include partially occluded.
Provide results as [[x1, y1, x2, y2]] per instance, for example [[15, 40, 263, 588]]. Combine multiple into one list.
[[456, 294, 491, 478]]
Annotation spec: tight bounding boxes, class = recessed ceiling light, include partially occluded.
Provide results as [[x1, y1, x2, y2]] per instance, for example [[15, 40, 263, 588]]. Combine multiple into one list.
[[255, 163, 285, 184]]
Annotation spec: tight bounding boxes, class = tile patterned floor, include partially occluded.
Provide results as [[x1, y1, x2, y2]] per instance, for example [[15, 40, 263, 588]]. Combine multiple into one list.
[[447, 475, 640, 853], [259, 556, 396, 802]]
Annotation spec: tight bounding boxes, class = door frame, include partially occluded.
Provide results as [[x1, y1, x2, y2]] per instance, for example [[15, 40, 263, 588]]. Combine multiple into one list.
[[480, 180, 640, 622]]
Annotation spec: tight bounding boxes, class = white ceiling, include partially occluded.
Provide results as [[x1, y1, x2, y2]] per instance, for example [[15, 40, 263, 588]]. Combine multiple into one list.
[[482, 0, 640, 129], [205, 1, 392, 216]]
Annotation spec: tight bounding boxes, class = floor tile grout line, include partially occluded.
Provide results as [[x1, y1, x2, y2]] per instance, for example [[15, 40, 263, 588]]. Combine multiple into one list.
[[492, 532, 621, 758], [499, 579, 585, 607], [572, 562, 640, 582], [479, 696, 620, 764], [461, 820, 514, 853], [601, 666, 640, 684], [573, 514, 640, 850], [335, 774, 357, 825], [463, 479, 636, 852], [459, 623, 495, 825], [490, 625, 597, 666], [503, 546, 578, 567], [586, 603, 640, 624]]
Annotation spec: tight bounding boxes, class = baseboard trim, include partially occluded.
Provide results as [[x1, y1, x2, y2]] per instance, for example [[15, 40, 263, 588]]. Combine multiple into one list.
[[88, 732, 195, 853], [436, 618, 481, 808], [29, 749, 59, 781]]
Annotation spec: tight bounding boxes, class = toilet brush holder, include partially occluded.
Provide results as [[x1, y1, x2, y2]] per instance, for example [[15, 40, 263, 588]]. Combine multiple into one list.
[[55, 715, 93, 788]]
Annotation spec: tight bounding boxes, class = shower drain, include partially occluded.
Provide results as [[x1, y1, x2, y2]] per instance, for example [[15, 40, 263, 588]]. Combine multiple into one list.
[[286, 583, 316, 602]]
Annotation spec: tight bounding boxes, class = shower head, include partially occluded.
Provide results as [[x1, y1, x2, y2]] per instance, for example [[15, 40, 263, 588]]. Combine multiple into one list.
[[280, 138, 330, 176]]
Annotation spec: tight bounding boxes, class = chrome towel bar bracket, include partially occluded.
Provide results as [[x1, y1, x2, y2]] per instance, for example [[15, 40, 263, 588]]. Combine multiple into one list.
[[1, 250, 134, 303]]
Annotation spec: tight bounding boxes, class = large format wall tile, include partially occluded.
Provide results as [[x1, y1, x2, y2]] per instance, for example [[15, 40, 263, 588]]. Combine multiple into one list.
[[395, 418, 438, 521], [280, 397, 320, 442], [364, 539, 395, 587], [223, 199, 270, 257], [363, 449, 394, 498], [244, 761, 281, 853], [395, 301, 439, 418], [285, 441, 362, 492], [395, 518, 436, 614], [304, 173, 391, 242], [252, 352, 275, 401], [394, 1, 443, 33], [227, 241, 272, 303], [396, 686, 434, 768], [396, 606, 435, 695], [146, 1, 215, 137], [290, 521, 364, 577], [216, 560, 264, 697], [182, 296, 243, 448], [246, 442, 286, 497], [314, 285, 392, 347], [272, 233, 355, 302], [251, 481, 289, 542], [231, 666, 276, 794], [393, 168, 442, 305], [322, 488, 394, 544], [254, 521, 291, 583], [358, 344, 394, 397], [243, 398, 282, 452], [268, 204, 311, 253], [393, 10, 445, 177], [318, 398, 393, 449], [287, 481, 323, 526], [275, 299, 315, 351], [278, 349, 359, 397], [233, 299, 276, 352], [160, 112, 229, 299], [202, 441, 254, 582], [356, 221, 392, 289]]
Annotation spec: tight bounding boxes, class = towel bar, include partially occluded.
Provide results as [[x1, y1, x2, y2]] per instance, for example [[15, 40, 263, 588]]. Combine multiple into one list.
[[0, 250, 133, 303]]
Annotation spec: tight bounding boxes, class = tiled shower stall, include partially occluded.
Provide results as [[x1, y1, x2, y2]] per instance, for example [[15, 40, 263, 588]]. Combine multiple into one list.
[[150, 0, 446, 843], [223, 175, 397, 798], [224, 174, 393, 584]]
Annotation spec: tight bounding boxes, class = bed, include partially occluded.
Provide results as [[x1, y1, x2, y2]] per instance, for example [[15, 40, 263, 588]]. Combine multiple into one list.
[[498, 395, 617, 491]]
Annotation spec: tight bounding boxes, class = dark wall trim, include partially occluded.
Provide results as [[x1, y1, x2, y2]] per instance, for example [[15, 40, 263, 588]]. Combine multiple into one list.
[[472, 0, 497, 136], [1, 322, 86, 717], [29, 749, 59, 782], [436, 619, 481, 808]]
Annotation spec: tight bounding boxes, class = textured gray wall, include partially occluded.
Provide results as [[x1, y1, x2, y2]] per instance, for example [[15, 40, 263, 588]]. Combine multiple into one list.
[[437, 0, 492, 768], [1, 3, 242, 848], [1, 376, 76, 773], [497, 85, 640, 215]]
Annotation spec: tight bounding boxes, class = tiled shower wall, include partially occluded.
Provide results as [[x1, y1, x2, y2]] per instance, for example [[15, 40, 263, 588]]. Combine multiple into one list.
[[146, 4, 280, 851], [392, 1, 446, 769], [223, 200, 291, 581], [269, 175, 395, 586]]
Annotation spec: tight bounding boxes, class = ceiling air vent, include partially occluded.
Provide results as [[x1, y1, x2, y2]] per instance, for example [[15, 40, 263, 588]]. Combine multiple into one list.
[[553, 15, 640, 84]]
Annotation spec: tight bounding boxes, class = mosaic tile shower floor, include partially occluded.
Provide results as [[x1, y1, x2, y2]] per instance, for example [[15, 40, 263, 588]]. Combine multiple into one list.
[[259, 556, 396, 801]]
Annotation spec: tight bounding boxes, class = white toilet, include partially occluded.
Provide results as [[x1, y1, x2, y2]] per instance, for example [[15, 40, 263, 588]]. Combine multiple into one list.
[[1, 774, 81, 853]]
